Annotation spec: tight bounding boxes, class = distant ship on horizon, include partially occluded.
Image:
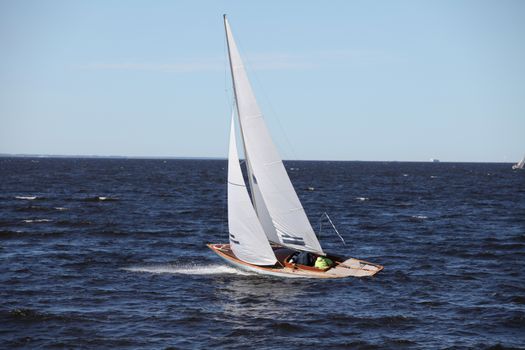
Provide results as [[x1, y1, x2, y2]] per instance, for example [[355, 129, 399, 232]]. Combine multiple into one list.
[[512, 154, 524, 170], [430, 158, 440, 163]]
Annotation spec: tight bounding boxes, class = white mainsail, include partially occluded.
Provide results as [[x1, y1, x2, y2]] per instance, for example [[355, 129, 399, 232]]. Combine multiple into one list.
[[251, 182, 281, 243], [227, 113, 277, 266], [224, 16, 324, 254], [242, 153, 280, 243]]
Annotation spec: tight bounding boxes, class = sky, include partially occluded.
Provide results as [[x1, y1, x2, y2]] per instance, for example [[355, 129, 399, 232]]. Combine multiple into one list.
[[1, 0, 524, 162]]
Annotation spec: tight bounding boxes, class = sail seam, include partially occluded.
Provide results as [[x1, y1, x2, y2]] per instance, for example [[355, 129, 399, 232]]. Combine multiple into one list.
[[288, 207, 304, 212], [227, 181, 246, 187], [264, 160, 281, 166]]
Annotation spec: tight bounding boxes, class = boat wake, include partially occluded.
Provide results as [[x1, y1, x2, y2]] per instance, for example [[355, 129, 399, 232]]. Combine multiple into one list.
[[122, 264, 252, 276]]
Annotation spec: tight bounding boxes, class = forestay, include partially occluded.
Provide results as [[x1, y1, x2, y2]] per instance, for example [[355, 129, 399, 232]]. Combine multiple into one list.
[[224, 17, 324, 255], [227, 114, 277, 266]]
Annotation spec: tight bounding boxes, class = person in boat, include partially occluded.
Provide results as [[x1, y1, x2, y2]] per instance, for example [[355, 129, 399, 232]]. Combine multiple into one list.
[[315, 256, 334, 269], [290, 251, 315, 266]]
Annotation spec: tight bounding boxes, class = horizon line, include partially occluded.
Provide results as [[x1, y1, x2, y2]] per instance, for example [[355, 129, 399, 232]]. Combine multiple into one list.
[[0, 153, 515, 164]]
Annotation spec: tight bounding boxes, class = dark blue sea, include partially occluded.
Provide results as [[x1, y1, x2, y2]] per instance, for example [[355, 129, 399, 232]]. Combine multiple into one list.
[[1, 157, 524, 349]]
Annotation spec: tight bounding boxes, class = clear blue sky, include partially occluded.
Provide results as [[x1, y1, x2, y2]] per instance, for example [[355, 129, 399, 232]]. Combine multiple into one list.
[[1, 0, 524, 162]]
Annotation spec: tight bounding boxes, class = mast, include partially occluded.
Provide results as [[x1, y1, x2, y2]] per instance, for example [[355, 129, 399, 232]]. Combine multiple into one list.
[[223, 15, 258, 209]]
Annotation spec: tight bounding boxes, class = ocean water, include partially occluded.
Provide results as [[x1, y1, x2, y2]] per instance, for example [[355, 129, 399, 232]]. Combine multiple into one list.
[[1, 157, 524, 349]]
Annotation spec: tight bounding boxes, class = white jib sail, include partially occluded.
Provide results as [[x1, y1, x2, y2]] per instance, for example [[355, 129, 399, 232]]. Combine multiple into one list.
[[228, 113, 277, 266], [224, 17, 324, 254]]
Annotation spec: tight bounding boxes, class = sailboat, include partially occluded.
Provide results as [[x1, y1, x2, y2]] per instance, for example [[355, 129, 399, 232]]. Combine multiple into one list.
[[512, 154, 525, 170], [207, 16, 383, 279]]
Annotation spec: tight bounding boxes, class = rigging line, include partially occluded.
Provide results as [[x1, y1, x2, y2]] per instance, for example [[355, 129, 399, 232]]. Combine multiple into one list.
[[221, 99, 237, 236], [252, 77, 299, 161], [319, 212, 347, 246], [226, 24, 305, 213], [230, 38, 315, 216], [220, 182, 227, 235], [317, 213, 323, 242], [223, 28, 231, 107], [232, 30, 299, 161], [225, 21, 257, 209]]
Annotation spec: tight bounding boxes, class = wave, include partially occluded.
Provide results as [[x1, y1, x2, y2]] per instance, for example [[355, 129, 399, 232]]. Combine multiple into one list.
[[122, 264, 252, 276], [394, 202, 414, 208], [411, 215, 428, 220], [15, 205, 52, 212], [84, 196, 118, 202], [6, 308, 50, 321], [355, 197, 369, 201], [326, 313, 415, 328], [358, 223, 382, 231], [4, 308, 79, 323], [15, 196, 37, 200], [56, 220, 91, 227], [482, 242, 525, 251], [511, 296, 525, 304], [22, 219, 52, 223], [0, 230, 24, 238]]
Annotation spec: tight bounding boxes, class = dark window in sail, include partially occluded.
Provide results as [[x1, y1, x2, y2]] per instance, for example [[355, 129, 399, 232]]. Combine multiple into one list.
[[252, 175, 257, 184], [280, 233, 305, 246], [229, 233, 240, 245], [282, 238, 306, 246]]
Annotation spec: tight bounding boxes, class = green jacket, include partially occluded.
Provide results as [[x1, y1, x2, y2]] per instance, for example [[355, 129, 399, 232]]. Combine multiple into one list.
[[315, 256, 333, 269]]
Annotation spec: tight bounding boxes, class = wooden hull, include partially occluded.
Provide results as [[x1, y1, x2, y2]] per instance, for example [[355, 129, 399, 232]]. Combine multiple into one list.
[[207, 243, 383, 279]]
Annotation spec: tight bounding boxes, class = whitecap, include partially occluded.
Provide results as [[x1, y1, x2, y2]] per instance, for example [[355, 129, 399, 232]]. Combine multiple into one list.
[[54, 207, 68, 211], [16, 196, 37, 200], [122, 264, 252, 276], [97, 196, 118, 201], [23, 219, 52, 223], [412, 215, 428, 220], [356, 197, 369, 201]]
